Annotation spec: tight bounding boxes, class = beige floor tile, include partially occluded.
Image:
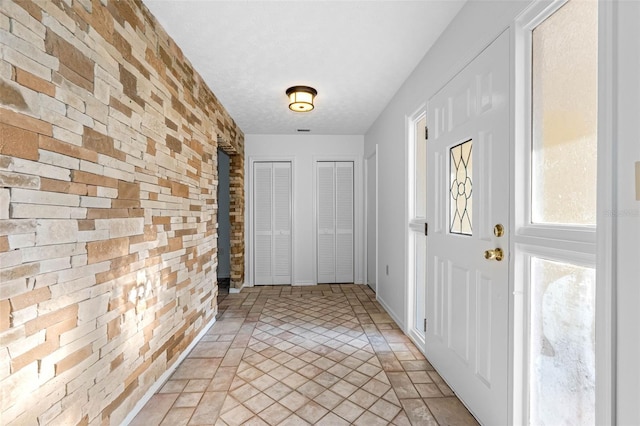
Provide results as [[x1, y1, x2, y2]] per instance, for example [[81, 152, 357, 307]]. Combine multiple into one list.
[[362, 378, 391, 397], [258, 402, 292, 425], [344, 370, 369, 387], [278, 413, 310, 426], [220, 403, 253, 426], [221, 348, 245, 367], [330, 380, 358, 398], [400, 398, 438, 426], [269, 365, 294, 381], [174, 392, 204, 408], [316, 412, 351, 425], [229, 383, 260, 403], [327, 363, 351, 378], [279, 391, 310, 412], [189, 341, 232, 358], [172, 358, 222, 380], [219, 395, 240, 415], [408, 370, 433, 384], [207, 367, 237, 392], [378, 351, 405, 372], [189, 392, 227, 425], [313, 371, 340, 388], [348, 389, 378, 410], [387, 372, 420, 399], [284, 357, 307, 371], [281, 371, 307, 389], [184, 379, 212, 393], [353, 410, 390, 426], [369, 398, 402, 421], [160, 379, 188, 394], [243, 392, 276, 414], [424, 397, 480, 425], [314, 389, 344, 410], [160, 407, 195, 426], [395, 351, 418, 361], [250, 373, 278, 391], [357, 361, 382, 377], [333, 399, 365, 423], [297, 380, 325, 399], [262, 382, 293, 400], [429, 371, 456, 397], [391, 409, 413, 426], [297, 364, 323, 379], [401, 359, 432, 371], [296, 400, 329, 424], [382, 388, 402, 406], [237, 366, 264, 382], [416, 383, 444, 398], [243, 416, 269, 426], [130, 393, 178, 426]]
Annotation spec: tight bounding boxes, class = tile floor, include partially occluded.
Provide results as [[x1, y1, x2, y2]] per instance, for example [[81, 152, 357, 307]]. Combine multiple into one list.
[[131, 284, 478, 425]]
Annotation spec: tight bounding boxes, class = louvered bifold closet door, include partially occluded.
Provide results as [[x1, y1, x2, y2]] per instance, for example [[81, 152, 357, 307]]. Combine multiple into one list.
[[254, 162, 273, 284], [272, 162, 292, 284], [317, 162, 336, 283], [335, 162, 354, 282], [317, 161, 354, 283]]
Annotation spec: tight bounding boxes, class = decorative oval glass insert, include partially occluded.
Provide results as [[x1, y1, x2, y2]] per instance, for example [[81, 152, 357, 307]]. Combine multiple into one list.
[[450, 139, 473, 235]]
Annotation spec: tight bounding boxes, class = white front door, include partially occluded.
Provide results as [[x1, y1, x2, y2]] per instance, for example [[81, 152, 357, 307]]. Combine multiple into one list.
[[426, 31, 510, 425]]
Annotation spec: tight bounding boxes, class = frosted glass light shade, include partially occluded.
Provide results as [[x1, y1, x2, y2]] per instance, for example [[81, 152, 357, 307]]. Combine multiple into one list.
[[286, 86, 317, 112]]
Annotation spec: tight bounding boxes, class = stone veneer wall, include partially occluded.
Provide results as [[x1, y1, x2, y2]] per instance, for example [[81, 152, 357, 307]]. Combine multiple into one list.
[[0, 0, 244, 424]]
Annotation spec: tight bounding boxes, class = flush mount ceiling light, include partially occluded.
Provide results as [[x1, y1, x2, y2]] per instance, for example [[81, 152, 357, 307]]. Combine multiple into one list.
[[286, 86, 317, 112]]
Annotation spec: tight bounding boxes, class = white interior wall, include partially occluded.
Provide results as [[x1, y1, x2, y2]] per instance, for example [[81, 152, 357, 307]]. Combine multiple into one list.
[[364, 0, 532, 328], [217, 150, 231, 279], [244, 134, 364, 286]]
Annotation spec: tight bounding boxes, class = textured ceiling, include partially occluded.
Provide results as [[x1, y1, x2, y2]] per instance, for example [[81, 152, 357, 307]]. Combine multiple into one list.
[[143, 0, 466, 135]]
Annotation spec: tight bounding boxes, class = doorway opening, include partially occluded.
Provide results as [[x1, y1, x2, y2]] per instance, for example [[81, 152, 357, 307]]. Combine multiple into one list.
[[217, 149, 231, 291], [365, 147, 378, 293]]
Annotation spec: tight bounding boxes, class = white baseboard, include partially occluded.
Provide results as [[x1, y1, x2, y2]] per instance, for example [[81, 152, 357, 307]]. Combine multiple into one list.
[[120, 315, 217, 426], [292, 281, 315, 286], [376, 295, 406, 331]]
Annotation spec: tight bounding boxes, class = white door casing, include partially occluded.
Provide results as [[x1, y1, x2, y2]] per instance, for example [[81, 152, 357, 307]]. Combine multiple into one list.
[[407, 109, 428, 345], [426, 31, 510, 425], [253, 161, 292, 285], [366, 149, 378, 292]]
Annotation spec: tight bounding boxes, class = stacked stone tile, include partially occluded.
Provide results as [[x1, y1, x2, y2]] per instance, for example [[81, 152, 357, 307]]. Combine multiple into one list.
[[0, 0, 244, 424]]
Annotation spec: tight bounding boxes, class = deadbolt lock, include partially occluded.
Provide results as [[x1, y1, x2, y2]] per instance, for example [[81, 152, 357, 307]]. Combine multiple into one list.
[[494, 224, 504, 237], [484, 248, 504, 261]]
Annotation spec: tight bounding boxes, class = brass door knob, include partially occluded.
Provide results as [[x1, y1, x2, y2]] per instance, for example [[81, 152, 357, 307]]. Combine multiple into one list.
[[484, 248, 504, 261]]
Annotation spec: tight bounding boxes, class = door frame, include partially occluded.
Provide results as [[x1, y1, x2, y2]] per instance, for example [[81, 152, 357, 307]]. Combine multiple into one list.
[[405, 104, 427, 347], [312, 156, 363, 285], [247, 156, 296, 286], [510, 0, 615, 423], [364, 145, 378, 292]]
